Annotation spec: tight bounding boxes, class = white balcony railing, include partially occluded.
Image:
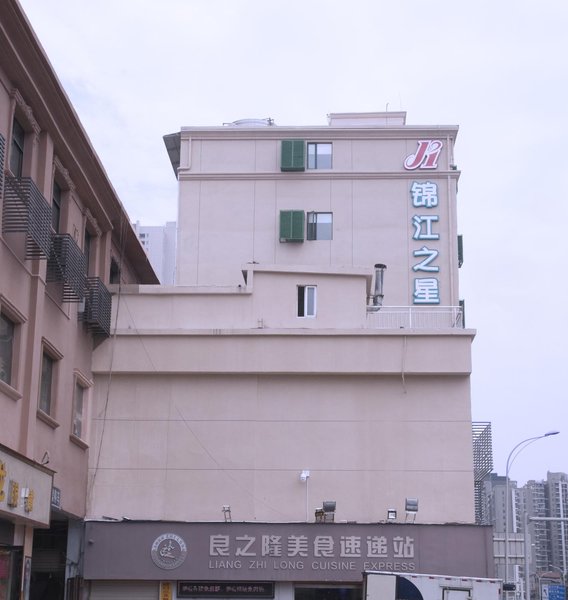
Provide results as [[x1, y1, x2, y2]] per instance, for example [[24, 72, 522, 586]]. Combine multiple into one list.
[[366, 306, 464, 329]]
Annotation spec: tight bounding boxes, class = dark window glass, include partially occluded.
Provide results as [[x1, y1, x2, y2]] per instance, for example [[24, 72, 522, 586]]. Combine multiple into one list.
[[10, 118, 25, 176], [307, 143, 332, 169], [307, 212, 333, 240], [110, 258, 121, 284], [295, 586, 361, 600], [297, 285, 316, 317], [39, 352, 54, 414], [52, 181, 62, 232], [0, 313, 15, 385], [84, 229, 93, 275]]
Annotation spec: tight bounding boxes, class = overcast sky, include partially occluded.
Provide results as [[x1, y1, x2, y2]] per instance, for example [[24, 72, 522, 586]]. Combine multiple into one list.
[[17, 0, 568, 486]]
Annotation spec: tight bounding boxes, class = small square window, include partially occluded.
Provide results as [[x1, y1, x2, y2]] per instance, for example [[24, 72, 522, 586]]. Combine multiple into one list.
[[0, 313, 15, 385], [307, 212, 333, 241], [307, 143, 332, 169], [298, 285, 317, 318]]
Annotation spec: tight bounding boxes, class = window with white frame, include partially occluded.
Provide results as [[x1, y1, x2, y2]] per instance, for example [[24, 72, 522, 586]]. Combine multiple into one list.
[[72, 373, 90, 442], [39, 352, 54, 415], [307, 143, 332, 169], [298, 285, 317, 317], [38, 341, 62, 419], [72, 381, 84, 438], [307, 212, 333, 240]]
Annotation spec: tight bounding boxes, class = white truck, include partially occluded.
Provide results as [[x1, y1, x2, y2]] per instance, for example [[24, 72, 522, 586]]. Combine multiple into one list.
[[363, 570, 503, 600]]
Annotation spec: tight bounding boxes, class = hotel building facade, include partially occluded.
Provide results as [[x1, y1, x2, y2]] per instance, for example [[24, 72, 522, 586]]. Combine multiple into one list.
[[83, 114, 492, 599]]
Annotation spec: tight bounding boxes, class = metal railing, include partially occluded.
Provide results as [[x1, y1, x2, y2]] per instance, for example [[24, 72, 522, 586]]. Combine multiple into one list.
[[366, 305, 464, 329], [3, 175, 52, 258], [47, 233, 87, 302], [79, 277, 112, 337]]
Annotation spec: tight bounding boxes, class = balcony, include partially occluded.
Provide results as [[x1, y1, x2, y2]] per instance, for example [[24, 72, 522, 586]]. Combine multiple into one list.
[[0, 134, 4, 196], [366, 305, 464, 329], [46, 233, 86, 301], [2, 176, 52, 258], [79, 277, 112, 337]]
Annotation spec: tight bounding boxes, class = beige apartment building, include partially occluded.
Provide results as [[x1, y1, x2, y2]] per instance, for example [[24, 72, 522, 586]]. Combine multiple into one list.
[[0, 2, 157, 598], [83, 115, 490, 599]]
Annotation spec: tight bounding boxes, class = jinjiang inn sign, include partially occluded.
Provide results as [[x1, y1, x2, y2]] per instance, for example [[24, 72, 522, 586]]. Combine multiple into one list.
[[405, 140, 445, 306]]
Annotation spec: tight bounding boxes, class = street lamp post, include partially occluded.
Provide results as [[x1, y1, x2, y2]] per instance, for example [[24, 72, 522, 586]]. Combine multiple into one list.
[[505, 431, 560, 599], [549, 565, 565, 584]]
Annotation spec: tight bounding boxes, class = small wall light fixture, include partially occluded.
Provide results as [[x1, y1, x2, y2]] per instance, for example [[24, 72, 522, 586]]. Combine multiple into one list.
[[387, 509, 397, 521], [222, 505, 232, 522], [300, 470, 310, 482]]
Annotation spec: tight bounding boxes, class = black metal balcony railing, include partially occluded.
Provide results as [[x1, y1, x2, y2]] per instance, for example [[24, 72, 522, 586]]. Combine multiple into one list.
[[2, 176, 52, 259], [78, 277, 112, 337], [46, 233, 87, 302], [0, 134, 5, 199]]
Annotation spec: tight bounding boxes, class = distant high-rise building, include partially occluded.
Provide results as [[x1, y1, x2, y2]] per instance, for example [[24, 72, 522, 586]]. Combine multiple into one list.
[[546, 472, 568, 575], [483, 470, 568, 594], [520, 480, 549, 574], [133, 221, 176, 284]]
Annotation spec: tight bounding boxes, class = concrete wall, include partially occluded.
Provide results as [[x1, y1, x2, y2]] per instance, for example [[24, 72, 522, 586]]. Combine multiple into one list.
[[89, 273, 475, 524], [175, 121, 460, 309]]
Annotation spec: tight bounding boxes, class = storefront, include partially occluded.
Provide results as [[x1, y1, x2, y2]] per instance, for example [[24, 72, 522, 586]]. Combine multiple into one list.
[[0, 445, 53, 600], [84, 521, 495, 600]]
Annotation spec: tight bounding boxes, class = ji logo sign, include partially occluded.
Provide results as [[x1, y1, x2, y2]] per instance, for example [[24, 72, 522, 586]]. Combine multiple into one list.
[[404, 140, 443, 170]]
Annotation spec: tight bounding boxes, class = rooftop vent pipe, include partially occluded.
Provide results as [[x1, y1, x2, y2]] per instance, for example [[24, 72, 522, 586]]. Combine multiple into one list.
[[368, 263, 387, 312]]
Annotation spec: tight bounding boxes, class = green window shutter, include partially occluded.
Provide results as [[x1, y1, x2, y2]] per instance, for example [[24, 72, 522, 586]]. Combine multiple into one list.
[[279, 210, 305, 242], [281, 140, 305, 172]]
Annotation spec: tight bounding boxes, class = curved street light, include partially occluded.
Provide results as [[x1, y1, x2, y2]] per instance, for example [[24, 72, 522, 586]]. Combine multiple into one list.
[[504, 431, 560, 599]]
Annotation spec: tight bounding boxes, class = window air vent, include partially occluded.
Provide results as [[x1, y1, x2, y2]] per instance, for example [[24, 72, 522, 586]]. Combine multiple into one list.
[[47, 233, 87, 302], [2, 176, 52, 258]]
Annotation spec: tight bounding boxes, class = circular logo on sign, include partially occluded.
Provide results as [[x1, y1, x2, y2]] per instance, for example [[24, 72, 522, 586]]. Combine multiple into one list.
[[151, 533, 187, 570]]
